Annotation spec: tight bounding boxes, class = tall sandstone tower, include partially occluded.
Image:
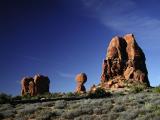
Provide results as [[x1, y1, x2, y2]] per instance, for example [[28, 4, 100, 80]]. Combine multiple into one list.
[[100, 34, 150, 89]]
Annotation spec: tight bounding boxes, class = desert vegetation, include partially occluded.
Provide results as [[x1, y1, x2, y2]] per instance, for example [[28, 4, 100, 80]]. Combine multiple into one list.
[[0, 86, 160, 120]]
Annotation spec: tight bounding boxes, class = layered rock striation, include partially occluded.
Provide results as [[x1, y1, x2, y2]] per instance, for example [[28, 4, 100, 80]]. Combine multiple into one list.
[[100, 34, 150, 89]]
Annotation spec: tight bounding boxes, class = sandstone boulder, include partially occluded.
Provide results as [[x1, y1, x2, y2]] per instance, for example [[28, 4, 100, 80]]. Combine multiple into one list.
[[75, 73, 87, 93]]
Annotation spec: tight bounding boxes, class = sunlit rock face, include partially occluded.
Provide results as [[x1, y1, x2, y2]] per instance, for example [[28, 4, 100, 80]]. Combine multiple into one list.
[[21, 74, 50, 96], [75, 73, 87, 93], [21, 77, 35, 96], [100, 34, 150, 89]]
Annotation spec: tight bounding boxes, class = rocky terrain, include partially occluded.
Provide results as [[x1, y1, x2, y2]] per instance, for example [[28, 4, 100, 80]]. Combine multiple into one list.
[[0, 87, 160, 120]]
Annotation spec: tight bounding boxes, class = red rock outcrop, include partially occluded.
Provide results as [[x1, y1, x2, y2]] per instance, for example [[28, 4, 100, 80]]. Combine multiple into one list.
[[34, 74, 50, 95], [100, 34, 150, 89], [21, 74, 50, 96], [75, 73, 87, 93]]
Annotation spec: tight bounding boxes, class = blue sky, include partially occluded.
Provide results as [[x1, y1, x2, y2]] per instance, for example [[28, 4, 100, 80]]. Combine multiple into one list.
[[0, 0, 160, 95]]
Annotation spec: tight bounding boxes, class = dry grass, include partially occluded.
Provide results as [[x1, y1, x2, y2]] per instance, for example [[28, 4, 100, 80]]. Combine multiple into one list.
[[0, 88, 160, 120]]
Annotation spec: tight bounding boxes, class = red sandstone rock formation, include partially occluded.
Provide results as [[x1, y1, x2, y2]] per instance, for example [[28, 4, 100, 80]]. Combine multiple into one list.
[[100, 34, 150, 88], [21, 74, 50, 96], [28, 80, 35, 96], [75, 73, 87, 93], [34, 74, 50, 95], [21, 77, 35, 96]]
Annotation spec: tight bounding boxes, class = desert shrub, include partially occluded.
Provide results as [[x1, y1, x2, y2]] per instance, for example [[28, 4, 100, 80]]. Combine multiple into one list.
[[0, 93, 12, 104], [64, 92, 75, 97], [107, 113, 119, 120], [112, 104, 125, 112], [150, 98, 160, 106], [62, 107, 92, 119], [21, 93, 31, 100], [54, 100, 67, 109], [35, 109, 54, 120], [17, 104, 39, 116], [0, 104, 13, 111], [118, 111, 138, 120], [74, 115, 96, 120], [130, 83, 147, 93], [88, 88, 111, 98], [69, 102, 80, 109], [0, 109, 16, 118], [62, 109, 82, 119], [50, 92, 64, 98], [93, 107, 102, 115], [52, 109, 64, 116], [41, 101, 54, 107], [152, 86, 160, 93], [12, 95, 22, 101]]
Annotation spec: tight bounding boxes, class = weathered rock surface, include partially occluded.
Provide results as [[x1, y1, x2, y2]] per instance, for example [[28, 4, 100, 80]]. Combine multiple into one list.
[[21, 77, 35, 96], [34, 74, 50, 95], [75, 73, 87, 93], [21, 74, 50, 96], [100, 34, 150, 89]]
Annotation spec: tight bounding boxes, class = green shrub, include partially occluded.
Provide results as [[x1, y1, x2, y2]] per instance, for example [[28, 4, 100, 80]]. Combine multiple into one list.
[[88, 88, 111, 98], [112, 104, 125, 112], [35, 109, 54, 120], [55, 100, 67, 109], [0, 93, 12, 104], [50, 92, 64, 98], [12, 95, 22, 101], [152, 86, 160, 93], [130, 83, 147, 93], [21, 93, 31, 100]]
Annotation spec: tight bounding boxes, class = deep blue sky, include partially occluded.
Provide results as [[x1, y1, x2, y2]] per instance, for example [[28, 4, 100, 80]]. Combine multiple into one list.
[[0, 0, 160, 95]]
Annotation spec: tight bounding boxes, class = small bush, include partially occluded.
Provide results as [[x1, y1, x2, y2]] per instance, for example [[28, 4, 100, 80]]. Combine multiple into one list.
[[55, 100, 67, 109], [64, 92, 81, 98], [0, 93, 12, 104], [88, 88, 111, 98], [62, 109, 82, 119], [50, 92, 64, 98], [112, 104, 125, 112], [12, 95, 22, 101], [152, 86, 160, 93], [0, 109, 16, 118], [21, 93, 31, 100], [35, 109, 54, 120], [130, 84, 147, 93], [17, 104, 39, 116]]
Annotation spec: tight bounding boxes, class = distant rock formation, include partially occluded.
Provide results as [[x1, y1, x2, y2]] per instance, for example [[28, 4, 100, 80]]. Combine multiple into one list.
[[34, 75, 50, 95], [100, 34, 150, 89], [75, 73, 87, 93], [21, 77, 35, 96], [21, 74, 50, 96]]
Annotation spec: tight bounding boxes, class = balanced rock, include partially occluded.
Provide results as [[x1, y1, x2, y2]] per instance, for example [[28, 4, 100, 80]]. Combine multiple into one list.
[[21, 74, 50, 96], [75, 73, 87, 93], [100, 34, 150, 89]]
